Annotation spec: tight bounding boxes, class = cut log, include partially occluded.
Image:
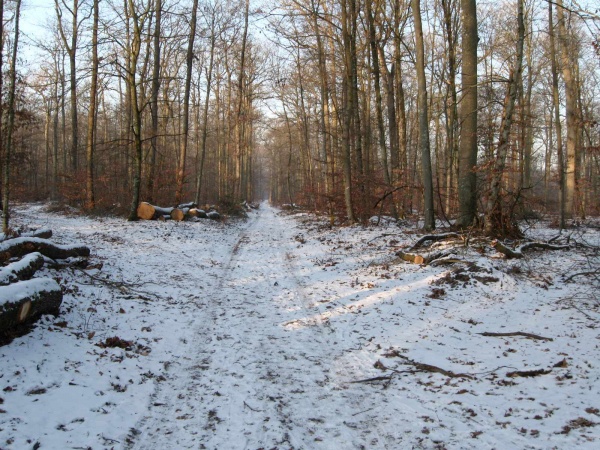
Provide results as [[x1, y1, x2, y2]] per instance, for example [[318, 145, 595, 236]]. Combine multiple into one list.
[[0, 238, 90, 264], [397, 251, 425, 264], [22, 228, 53, 240], [188, 208, 207, 219], [396, 249, 455, 265], [170, 208, 186, 221], [0, 228, 53, 243], [0, 252, 45, 286], [0, 278, 63, 333], [177, 202, 197, 209], [207, 211, 221, 221], [137, 202, 174, 220]]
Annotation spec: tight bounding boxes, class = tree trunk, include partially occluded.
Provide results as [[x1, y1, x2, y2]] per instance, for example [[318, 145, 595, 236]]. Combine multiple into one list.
[[411, 0, 435, 231], [341, 0, 356, 222], [484, 0, 525, 236], [85, 0, 99, 210], [175, 0, 199, 205], [556, 0, 578, 219], [126, 0, 149, 221], [549, 2, 566, 229], [146, 0, 162, 204], [456, 0, 478, 228], [195, 13, 216, 204], [2, 0, 22, 233]]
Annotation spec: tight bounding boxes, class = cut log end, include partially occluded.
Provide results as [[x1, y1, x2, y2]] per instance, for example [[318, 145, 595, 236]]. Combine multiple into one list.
[[170, 208, 185, 221], [0, 278, 63, 343], [137, 202, 156, 220]]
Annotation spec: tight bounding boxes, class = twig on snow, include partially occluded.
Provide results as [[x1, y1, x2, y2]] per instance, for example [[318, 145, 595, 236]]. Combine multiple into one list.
[[564, 270, 600, 282], [478, 331, 553, 341], [243, 401, 263, 412]]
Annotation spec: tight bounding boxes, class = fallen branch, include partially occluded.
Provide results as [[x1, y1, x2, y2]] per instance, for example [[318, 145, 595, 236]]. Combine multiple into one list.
[[367, 233, 397, 243], [377, 357, 474, 379], [492, 240, 570, 259], [351, 375, 393, 384], [563, 270, 600, 282], [429, 258, 470, 267], [410, 232, 459, 251], [373, 185, 410, 209], [396, 355, 474, 379], [478, 331, 553, 342], [70, 267, 159, 302], [506, 368, 552, 378]]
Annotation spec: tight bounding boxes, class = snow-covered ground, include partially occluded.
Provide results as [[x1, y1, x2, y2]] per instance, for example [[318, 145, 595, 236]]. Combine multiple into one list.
[[1, 203, 599, 449]]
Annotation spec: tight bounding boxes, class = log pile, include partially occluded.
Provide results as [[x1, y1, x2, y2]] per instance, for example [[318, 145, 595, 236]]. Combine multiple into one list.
[[0, 228, 90, 344], [137, 202, 221, 222]]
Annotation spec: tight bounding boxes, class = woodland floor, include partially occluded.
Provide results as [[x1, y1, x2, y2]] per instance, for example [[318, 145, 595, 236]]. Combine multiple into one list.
[[0, 203, 599, 449]]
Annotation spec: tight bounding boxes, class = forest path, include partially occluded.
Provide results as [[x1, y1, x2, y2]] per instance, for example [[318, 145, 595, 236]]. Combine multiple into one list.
[[129, 205, 381, 450]]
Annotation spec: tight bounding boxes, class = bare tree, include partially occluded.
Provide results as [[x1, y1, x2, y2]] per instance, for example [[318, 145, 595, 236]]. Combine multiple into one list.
[[54, 0, 88, 172], [484, 0, 525, 235], [175, 0, 199, 204]]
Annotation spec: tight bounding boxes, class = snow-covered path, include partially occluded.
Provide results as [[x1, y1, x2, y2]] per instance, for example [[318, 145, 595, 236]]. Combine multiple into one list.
[[2, 203, 599, 449], [131, 205, 375, 449]]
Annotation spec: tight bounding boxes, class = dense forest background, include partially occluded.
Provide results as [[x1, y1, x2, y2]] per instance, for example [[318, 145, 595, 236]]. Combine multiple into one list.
[[0, 0, 598, 234]]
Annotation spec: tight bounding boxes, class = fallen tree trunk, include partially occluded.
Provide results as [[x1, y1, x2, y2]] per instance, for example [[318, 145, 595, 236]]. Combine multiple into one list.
[[410, 232, 460, 250], [177, 202, 197, 209], [491, 240, 570, 259], [0, 228, 53, 242], [0, 252, 44, 286], [0, 278, 63, 333], [0, 238, 90, 264]]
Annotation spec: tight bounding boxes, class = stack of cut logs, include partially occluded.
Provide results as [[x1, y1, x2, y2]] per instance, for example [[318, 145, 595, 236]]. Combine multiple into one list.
[[137, 202, 221, 221], [0, 229, 90, 341]]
